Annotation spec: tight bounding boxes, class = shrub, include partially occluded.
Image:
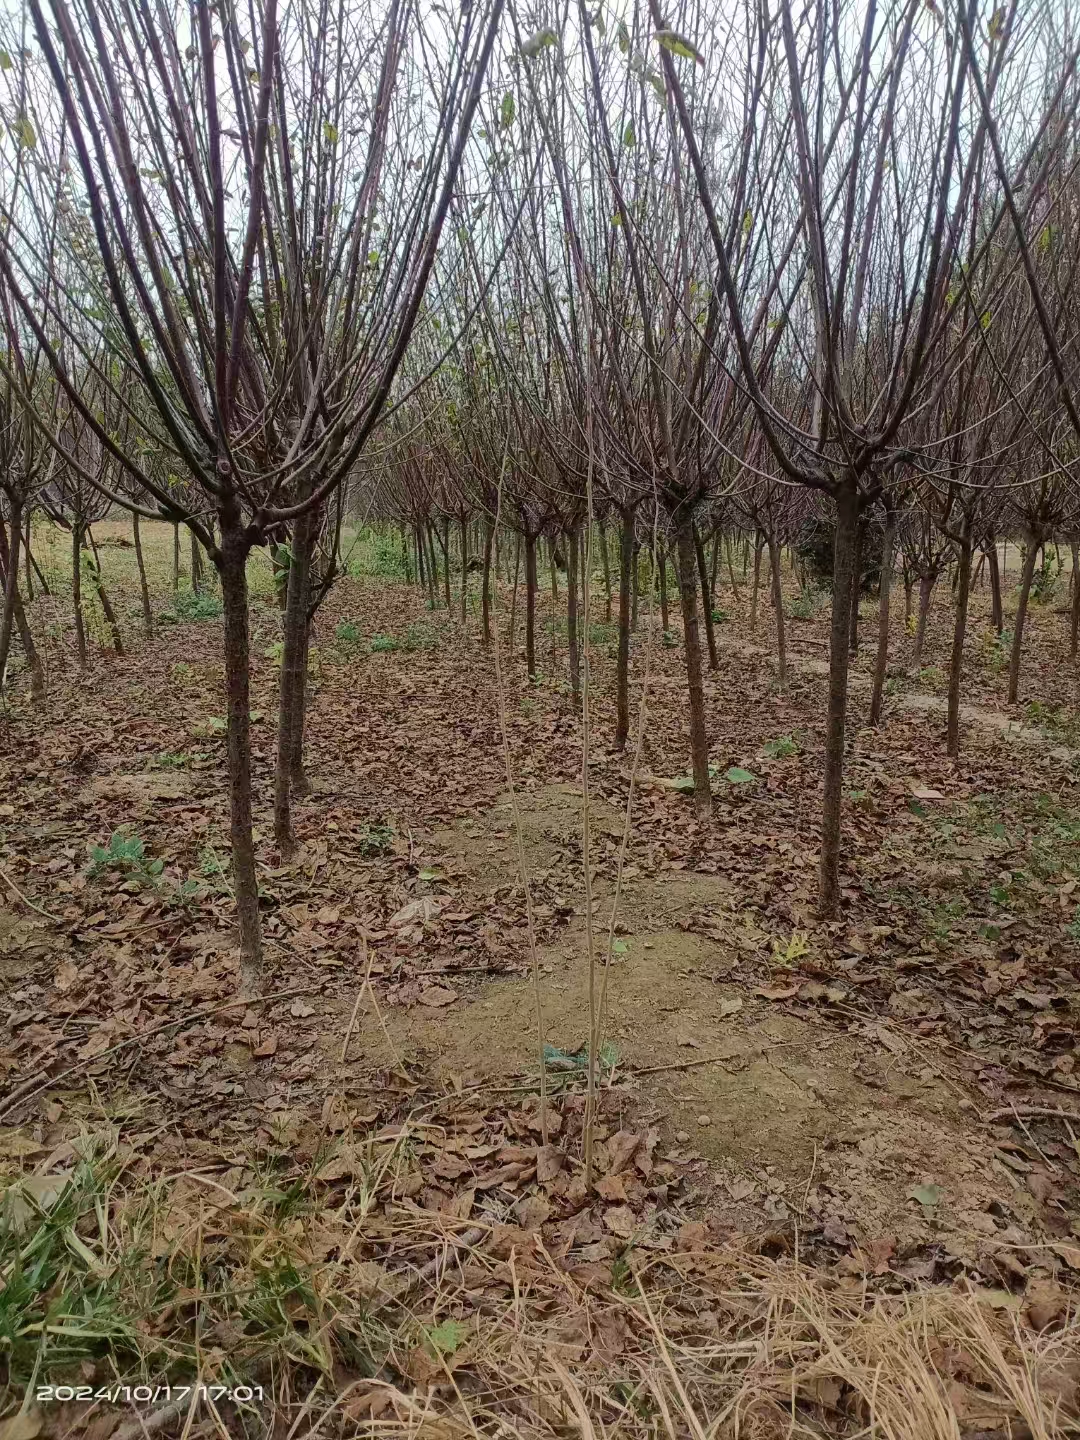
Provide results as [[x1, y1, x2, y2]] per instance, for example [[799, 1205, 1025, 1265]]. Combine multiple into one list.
[[335, 620, 361, 644], [369, 634, 399, 653], [88, 829, 164, 881], [161, 587, 223, 623]]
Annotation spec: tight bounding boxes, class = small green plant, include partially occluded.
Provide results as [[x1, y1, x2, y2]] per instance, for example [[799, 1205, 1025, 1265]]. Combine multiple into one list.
[[587, 620, 617, 646], [335, 620, 361, 644], [199, 846, 227, 878], [88, 829, 164, 881], [369, 633, 399, 653], [918, 665, 947, 692], [762, 734, 799, 759], [171, 660, 196, 686], [1067, 904, 1080, 943], [1031, 549, 1062, 605], [771, 930, 810, 968], [662, 629, 678, 648], [154, 751, 189, 770], [161, 587, 223, 623], [710, 606, 728, 623], [357, 822, 393, 856], [520, 697, 537, 719], [787, 586, 824, 620], [263, 640, 284, 666]]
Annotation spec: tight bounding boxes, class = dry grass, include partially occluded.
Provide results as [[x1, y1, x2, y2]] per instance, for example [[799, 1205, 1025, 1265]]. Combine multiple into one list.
[[2, 1118, 1077, 1439]]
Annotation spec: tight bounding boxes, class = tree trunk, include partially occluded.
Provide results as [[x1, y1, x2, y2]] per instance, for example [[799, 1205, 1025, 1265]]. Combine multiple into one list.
[[1007, 534, 1039, 705], [87, 529, 124, 654], [693, 524, 718, 670], [1070, 541, 1080, 661], [911, 572, 934, 669], [132, 512, 153, 637], [947, 529, 973, 758], [848, 520, 863, 655], [525, 530, 537, 679], [459, 515, 468, 623], [819, 480, 859, 920], [414, 522, 426, 591], [749, 534, 764, 631], [508, 532, 521, 648], [440, 518, 452, 611], [71, 521, 87, 665], [600, 523, 612, 622], [0, 495, 24, 687], [425, 522, 438, 609], [481, 517, 494, 646], [709, 530, 720, 600], [658, 542, 669, 631], [615, 506, 634, 749], [869, 504, 895, 726], [630, 543, 640, 632], [400, 525, 411, 585], [674, 511, 711, 812], [23, 514, 32, 602], [190, 530, 203, 592], [566, 523, 580, 700], [767, 524, 787, 692], [550, 546, 558, 667], [726, 535, 742, 605], [274, 504, 315, 858], [172, 522, 181, 592], [217, 522, 262, 994]]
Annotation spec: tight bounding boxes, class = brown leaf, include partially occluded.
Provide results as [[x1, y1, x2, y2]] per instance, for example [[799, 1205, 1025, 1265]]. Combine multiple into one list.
[[418, 985, 457, 1008], [604, 1129, 641, 1175], [755, 983, 799, 1000], [594, 1174, 628, 1203], [514, 1194, 551, 1230], [253, 1034, 279, 1057], [602, 1204, 636, 1239], [535, 1144, 564, 1182]]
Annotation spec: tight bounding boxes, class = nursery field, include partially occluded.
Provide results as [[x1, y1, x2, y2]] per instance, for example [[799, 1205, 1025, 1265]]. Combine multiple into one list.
[[1, 521, 1079, 1438]]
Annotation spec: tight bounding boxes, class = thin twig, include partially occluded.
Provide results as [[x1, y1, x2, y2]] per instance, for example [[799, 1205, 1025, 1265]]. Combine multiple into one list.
[[987, 1105, 1080, 1124], [0, 864, 62, 921]]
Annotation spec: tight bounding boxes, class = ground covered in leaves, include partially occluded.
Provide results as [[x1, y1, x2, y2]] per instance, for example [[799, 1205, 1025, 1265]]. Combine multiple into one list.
[[1, 521, 1079, 1436]]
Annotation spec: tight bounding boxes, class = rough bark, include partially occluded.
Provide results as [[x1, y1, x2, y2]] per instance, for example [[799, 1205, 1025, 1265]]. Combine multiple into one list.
[[600, 523, 612, 622], [911, 572, 935, 670], [172, 522, 181, 592], [566, 522, 580, 700], [132, 512, 154, 637], [274, 504, 315, 858], [819, 481, 859, 920], [693, 524, 718, 670], [1007, 535, 1040, 705], [725, 535, 742, 606], [749, 534, 764, 631], [72, 521, 88, 665], [848, 520, 863, 655], [525, 530, 538, 678], [0, 495, 24, 687], [674, 510, 711, 812], [947, 529, 973, 758], [1070, 541, 1080, 661], [441, 517, 452, 612], [218, 523, 263, 993], [87, 529, 124, 654], [190, 530, 203, 592], [869, 504, 896, 726], [459, 515, 468, 623], [615, 506, 634, 749], [481, 517, 494, 646], [767, 525, 787, 692], [658, 542, 669, 631]]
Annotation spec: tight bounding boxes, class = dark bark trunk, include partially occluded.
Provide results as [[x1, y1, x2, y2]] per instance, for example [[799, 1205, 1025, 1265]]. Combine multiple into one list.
[[550, 546, 558, 667], [1007, 535, 1039, 706], [23, 515, 32, 602], [481, 517, 494, 646], [726, 534, 742, 606], [274, 503, 315, 858], [767, 525, 787, 692], [190, 530, 203, 592], [911, 572, 935, 670], [459, 515, 468, 623], [600, 523, 612, 622], [508, 532, 521, 648], [674, 511, 711, 812], [415, 522, 426, 591], [947, 530, 973, 758], [631, 544, 639, 633], [87, 529, 124, 654], [566, 523, 580, 700], [524, 530, 538, 678], [693, 524, 718, 670], [132, 512, 153, 637], [172, 522, 181, 592], [987, 541, 1003, 634], [72, 521, 87, 665], [869, 505, 896, 726], [709, 530, 720, 600], [0, 495, 23, 686], [1070, 542, 1080, 661], [441, 517, 452, 612], [658, 542, 669, 631], [749, 535, 764, 631], [848, 521, 863, 655], [401, 525, 411, 585], [819, 480, 859, 920], [615, 506, 634, 749], [218, 522, 262, 994]]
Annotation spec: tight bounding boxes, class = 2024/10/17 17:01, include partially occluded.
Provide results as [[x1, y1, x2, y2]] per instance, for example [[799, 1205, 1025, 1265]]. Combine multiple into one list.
[[36, 1385, 265, 1404]]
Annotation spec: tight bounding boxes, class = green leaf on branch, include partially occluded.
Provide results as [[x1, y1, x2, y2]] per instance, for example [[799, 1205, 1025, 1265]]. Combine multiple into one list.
[[323, 121, 338, 144], [12, 113, 35, 149], [500, 90, 515, 128], [622, 121, 635, 148], [0, 50, 12, 70], [617, 19, 630, 52]]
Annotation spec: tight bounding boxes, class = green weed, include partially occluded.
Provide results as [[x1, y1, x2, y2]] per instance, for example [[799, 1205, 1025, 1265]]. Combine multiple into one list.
[[88, 829, 164, 881]]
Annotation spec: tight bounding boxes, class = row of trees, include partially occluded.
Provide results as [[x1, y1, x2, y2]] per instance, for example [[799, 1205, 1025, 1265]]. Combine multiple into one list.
[[1, 0, 1079, 989]]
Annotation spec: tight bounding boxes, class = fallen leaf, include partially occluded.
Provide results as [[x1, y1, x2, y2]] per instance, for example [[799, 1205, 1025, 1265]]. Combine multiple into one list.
[[418, 985, 457, 1008], [603, 1204, 636, 1238]]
